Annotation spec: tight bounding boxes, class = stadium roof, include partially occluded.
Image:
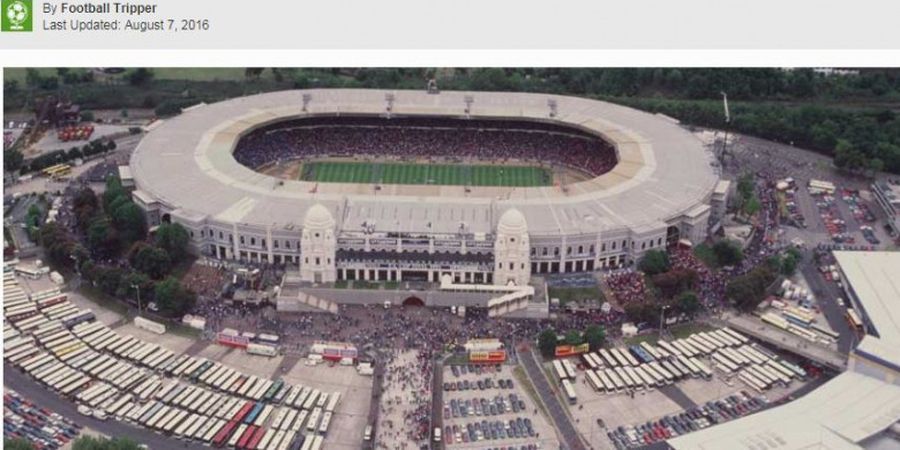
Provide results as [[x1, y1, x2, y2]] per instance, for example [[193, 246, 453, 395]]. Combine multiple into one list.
[[130, 89, 718, 235], [668, 371, 900, 450], [833, 251, 900, 367]]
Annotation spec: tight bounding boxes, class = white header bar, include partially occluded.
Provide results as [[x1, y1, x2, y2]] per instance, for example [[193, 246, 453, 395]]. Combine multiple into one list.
[[1, 0, 899, 49]]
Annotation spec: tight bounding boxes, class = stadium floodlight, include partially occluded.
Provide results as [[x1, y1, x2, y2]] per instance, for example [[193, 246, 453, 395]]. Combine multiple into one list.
[[720, 91, 731, 166], [464, 95, 474, 117], [385, 93, 395, 118], [548, 99, 558, 118], [302, 93, 312, 112]]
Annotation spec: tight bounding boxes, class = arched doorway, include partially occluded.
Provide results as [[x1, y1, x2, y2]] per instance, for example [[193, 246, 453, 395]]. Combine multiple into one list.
[[161, 213, 172, 224], [666, 225, 680, 247], [402, 296, 425, 307]]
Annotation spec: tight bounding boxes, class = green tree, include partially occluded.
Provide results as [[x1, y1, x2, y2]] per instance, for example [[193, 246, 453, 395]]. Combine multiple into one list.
[[154, 276, 197, 316], [131, 243, 171, 279], [584, 325, 606, 351], [538, 329, 558, 358], [111, 202, 147, 244], [127, 68, 154, 86], [154, 222, 190, 262], [676, 291, 701, 317], [80, 111, 95, 122], [743, 195, 761, 217], [638, 249, 670, 275], [87, 218, 120, 257], [4, 438, 34, 450], [726, 266, 777, 311], [4, 149, 24, 173], [38, 222, 76, 268], [712, 240, 744, 266], [564, 330, 583, 346], [72, 435, 143, 450]]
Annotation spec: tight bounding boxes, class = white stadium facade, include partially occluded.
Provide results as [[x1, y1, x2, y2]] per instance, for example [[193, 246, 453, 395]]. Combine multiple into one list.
[[129, 89, 723, 313]]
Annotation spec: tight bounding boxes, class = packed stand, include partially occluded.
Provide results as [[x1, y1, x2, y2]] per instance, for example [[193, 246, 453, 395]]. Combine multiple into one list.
[[233, 117, 618, 178]]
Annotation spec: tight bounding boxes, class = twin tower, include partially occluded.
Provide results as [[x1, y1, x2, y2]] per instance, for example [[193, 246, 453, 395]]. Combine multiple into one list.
[[298, 204, 532, 287]]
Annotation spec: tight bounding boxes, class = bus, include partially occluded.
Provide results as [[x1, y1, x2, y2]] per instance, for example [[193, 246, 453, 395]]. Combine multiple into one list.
[[596, 369, 615, 393], [611, 348, 631, 367], [561, 379, 577, 404], [811, 323, 840, 340], [623, 366, 644, 390], [318, 411, 333, 434], [582, 353, 599, 370], [691, 357, 712, 379], [640, 342, 662, 360], [712, 329, 740, 347], [306, 408, 323, 432], [739, 371, 767, 393], [325, 392, 341, 413], [676, 355, 701, 378], [663, 340, 686, 357], [783, 310, 814, 328], [586, 369, 605, 392], [712, 353, 739, 373], [721, 327, 749, 344], [552, 360, 568, 381], [660, 360, 683, 379], [562, 359, 578, 380], [767, 360, 795, 380], [598, 348, 618, 367], [641, 362, 665, 386], [604, 368, 625, 392], [614, 367, 634, 389], [779, 360, 807, 379], [633, 366, 657, 388]]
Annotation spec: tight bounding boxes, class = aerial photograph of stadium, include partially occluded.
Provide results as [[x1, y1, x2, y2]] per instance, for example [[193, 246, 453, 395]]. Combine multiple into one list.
[[3, 67, 900, 450]]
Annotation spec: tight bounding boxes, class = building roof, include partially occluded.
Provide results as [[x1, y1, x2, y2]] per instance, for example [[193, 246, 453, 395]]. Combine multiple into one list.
[[130, 89, 718, 236], [497, 208, 527, 235], [303, 203, 336, 229], [833, 251, 900, 353], [669, 371, 900, 450]]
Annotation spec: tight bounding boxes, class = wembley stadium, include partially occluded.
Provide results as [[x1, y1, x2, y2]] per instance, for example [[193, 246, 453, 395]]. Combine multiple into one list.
[[129, 89, 723, 310]]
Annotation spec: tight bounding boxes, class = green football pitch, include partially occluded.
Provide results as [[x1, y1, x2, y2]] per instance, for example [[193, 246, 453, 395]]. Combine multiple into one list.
[[300, 161, 553, 187]]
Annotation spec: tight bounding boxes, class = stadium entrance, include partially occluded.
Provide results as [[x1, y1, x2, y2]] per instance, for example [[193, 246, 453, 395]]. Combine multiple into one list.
[[403, 296, 425, 307]]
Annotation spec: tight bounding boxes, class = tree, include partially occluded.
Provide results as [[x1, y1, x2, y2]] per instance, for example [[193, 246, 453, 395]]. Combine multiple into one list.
[[154, 276, 196, 317], [110, 202, 147, 244], [726, 266, 777, 311], [72, 435, 143, 450], [130, 243, 171, 279], [4, 438, 34, 450], [4, 148, 24, 173], [676, 291, 701, 317], [87, 218, 120, 257], [80, 111, 95, 122], [638, 249, 670, 275], [743, 195, 761, 217], [584, 325, 606, 351], [38, 222, 76, 268], [564, 330, 583, 346], [538, 329, 558, 358], [154, 222, 190, 262], [127, 68, 154, 86], [712, 240, 744, 266]]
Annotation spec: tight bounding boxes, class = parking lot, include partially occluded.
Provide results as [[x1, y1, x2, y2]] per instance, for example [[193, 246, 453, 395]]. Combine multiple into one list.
[[441, 363, 558, 449]]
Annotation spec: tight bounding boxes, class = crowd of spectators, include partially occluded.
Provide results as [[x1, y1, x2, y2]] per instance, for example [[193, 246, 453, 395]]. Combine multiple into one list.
[[233, 117, 618, 178], [670, 246, 726, 308], [604, 269, 648, 305]]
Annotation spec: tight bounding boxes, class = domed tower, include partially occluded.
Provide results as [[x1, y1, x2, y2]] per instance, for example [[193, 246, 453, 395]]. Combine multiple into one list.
[[494, 208, 531, 286], [300, 203, 337, 283]]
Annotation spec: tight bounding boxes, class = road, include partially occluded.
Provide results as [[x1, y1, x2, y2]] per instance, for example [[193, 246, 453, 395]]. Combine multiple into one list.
[[4, 363, 208, 450], [799, 261, 855, 354], [520, 349, 585, 450]]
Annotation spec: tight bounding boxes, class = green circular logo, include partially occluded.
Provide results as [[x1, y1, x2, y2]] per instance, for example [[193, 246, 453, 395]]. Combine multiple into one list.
[[6, 1, 29, 27]]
